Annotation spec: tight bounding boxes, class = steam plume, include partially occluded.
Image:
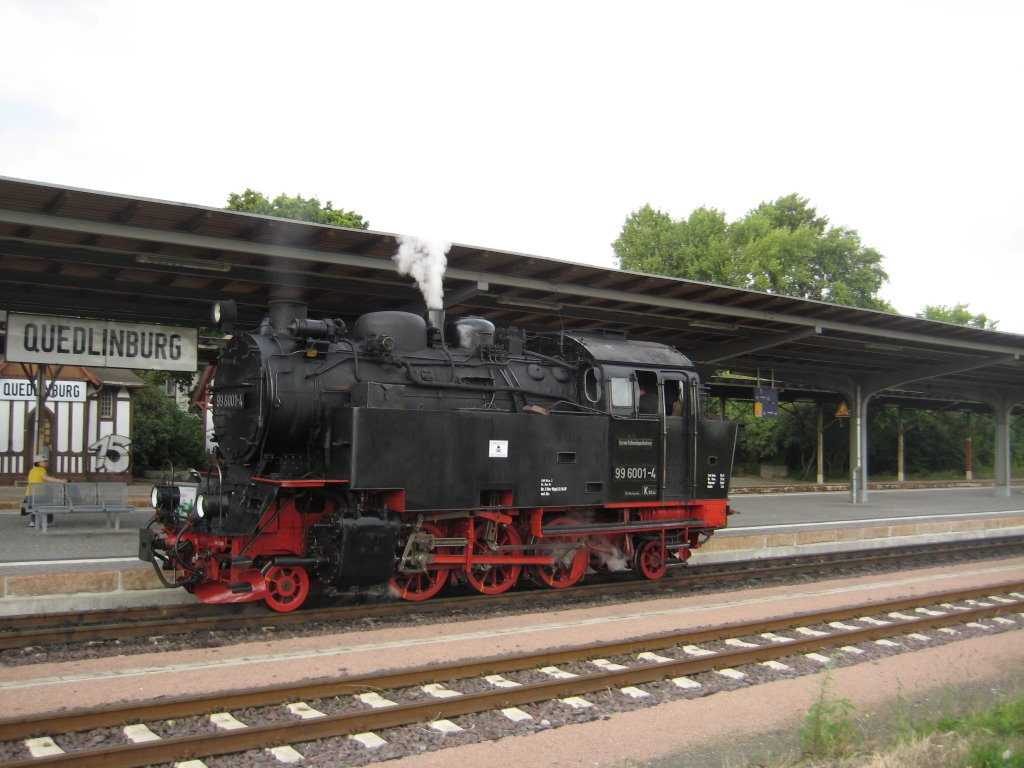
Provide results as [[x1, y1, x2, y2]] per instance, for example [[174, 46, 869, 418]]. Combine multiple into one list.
[[393, 236, 450, 310]]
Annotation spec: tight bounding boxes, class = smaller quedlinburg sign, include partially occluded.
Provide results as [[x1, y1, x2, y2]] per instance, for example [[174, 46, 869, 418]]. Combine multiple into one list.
[[6, 313, 198, 372]]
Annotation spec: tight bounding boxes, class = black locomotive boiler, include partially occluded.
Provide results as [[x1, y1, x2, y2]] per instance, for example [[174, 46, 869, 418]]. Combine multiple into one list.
[[141, 300, 738, 611]]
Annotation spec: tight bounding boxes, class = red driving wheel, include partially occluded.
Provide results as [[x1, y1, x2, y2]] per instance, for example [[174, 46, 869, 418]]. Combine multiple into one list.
[[634, 539, 668, 580], [389, 522, 452, 602], [465, 521, 523, 595], [531, 517, 588, 588], [263, 564, 310, 612]]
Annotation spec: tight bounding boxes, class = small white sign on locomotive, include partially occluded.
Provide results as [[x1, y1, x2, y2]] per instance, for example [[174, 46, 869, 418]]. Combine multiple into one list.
[[6, 312, 198, 372]]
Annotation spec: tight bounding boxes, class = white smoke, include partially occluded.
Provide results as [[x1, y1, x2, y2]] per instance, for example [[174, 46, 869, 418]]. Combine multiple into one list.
[[590, 536, 630, 572], [592, 548, 630, 573], [392, 236, 450, 310]]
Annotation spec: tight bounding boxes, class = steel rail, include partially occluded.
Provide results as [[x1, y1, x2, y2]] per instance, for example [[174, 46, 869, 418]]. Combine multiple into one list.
[[2, 585, 1022, 767], [1, 579, 1021, 747], [1, 536, 1021, 650]]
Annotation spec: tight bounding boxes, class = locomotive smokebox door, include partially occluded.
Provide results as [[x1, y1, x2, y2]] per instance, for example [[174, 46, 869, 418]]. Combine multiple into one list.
[[609, 420, 662, 501]]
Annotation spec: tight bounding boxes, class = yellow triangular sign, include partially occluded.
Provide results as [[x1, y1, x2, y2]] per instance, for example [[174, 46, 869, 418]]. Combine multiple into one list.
[[835, 402, 850, 418]]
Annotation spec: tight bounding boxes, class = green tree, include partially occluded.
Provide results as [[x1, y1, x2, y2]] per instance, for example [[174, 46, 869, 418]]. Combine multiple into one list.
[[615, 205, 733, 284], [131, 371, 206, 474], [684, 207, 735, 283], [226, 189, 369, 229], [917, 303, 998, 329], [612, 204, 681, 276], [613, 194, 892, 311]]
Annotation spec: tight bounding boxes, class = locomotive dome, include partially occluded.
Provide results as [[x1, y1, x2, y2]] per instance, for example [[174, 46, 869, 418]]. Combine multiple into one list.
[[353, 311, 427, 352], [447, 316, 495, 349]]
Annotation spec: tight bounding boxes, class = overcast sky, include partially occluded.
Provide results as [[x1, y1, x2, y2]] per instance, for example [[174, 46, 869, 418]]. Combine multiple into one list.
[[2, 1, 1022, 333]]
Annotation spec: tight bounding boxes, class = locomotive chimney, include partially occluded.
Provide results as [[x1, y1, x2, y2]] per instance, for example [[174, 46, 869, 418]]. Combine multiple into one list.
[[268, 300, 308, 334], [427, 309, 445, 347]]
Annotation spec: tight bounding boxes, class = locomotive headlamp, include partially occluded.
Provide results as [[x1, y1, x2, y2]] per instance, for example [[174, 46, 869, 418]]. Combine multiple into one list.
[[195, 493, 230, 519], [213, 300, 238, 332], [150, 485, 181, 511]]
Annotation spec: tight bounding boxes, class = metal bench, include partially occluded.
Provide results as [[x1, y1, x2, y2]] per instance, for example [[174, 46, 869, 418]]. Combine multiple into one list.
[[23, 482, 134, 532]]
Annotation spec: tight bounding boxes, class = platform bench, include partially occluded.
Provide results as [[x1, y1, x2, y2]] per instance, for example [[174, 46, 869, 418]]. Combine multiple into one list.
[[22, 482, 135, 532]]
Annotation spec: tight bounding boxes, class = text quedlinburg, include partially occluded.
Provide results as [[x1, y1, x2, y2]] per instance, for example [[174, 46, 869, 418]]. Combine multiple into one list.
[[6, 313, 198, 372]]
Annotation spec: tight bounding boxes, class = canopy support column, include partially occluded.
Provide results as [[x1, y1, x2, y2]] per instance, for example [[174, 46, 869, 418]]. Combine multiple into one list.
[[992, 395, 1015, 498], [849, 384, 870, 504]]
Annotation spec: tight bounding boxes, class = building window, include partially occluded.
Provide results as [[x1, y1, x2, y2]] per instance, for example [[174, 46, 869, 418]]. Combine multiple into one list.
[[38, 414, 53, 447], [99, 390, 113, 419]]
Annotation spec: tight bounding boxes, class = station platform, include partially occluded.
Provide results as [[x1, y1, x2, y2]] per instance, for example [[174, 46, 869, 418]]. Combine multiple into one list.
[[710, 483, 1024, 562], [0, 481, 1021, 616]]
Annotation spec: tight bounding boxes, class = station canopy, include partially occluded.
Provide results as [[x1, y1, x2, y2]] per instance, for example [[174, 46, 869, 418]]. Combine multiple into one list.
[[1, 176, 1022, 413]]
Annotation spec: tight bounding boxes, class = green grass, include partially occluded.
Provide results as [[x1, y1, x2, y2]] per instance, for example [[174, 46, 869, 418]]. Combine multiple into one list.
[[643, 668, 1024, 768], [793, 690, 1024, 767], [923, 695, 1024, 767], [799, 673, 856, 759]]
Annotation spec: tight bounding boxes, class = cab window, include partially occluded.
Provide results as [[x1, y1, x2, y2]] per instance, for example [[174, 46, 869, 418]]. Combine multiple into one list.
[[610, 377, 633, 408], [582, 366, 603, 404], [664, 379, 684, 416], [636, 371, 659, 414]]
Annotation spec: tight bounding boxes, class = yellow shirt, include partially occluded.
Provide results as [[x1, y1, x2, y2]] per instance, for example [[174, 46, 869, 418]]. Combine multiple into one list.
[[27, 466, 49, 484]]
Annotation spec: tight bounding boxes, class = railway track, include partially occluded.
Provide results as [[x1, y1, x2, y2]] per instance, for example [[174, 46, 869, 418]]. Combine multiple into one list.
[[1, 581, 1022, 767], [2, 535, 1021, 652]]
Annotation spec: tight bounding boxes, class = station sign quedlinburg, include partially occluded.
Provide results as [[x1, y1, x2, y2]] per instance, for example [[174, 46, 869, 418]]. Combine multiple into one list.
[[6, 312, 198, 373]]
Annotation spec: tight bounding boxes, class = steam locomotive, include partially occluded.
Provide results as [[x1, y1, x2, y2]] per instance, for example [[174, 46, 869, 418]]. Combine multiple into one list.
[[140, 300, 738, 611]]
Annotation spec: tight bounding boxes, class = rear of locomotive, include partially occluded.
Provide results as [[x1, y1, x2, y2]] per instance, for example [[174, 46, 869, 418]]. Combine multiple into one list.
[[470, 331, 739, 587]]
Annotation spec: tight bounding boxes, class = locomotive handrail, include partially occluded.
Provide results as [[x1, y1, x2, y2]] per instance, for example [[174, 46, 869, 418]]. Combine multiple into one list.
[[304, 338, 362, 381], [389, 370, 587, 402], [250, 477, 349, 487], [523, 347, 580, 371], [546, 399, 605, 415]]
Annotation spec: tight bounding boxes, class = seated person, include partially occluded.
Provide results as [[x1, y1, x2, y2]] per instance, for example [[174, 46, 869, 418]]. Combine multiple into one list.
[[24, 453, 68, 528]]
